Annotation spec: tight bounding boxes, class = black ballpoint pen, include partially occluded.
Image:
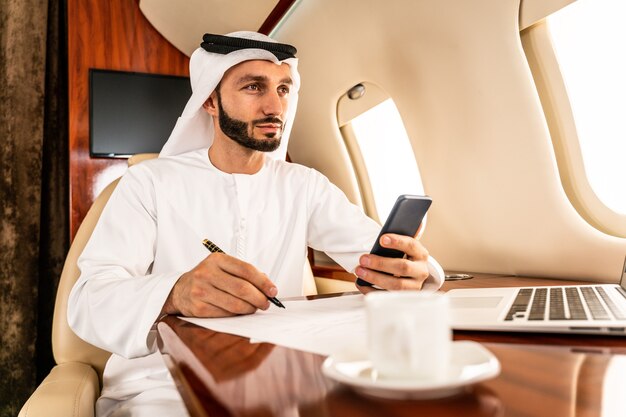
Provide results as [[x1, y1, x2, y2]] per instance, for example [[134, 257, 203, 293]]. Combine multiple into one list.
[[202, 239, 285, 309]]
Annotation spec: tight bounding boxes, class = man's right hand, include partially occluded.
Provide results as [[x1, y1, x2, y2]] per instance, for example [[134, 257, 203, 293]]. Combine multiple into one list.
[[161, 252, 278, 317]]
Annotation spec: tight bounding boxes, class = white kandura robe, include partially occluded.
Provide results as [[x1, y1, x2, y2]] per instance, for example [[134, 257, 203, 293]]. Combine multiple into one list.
[[68, 148, 444, 417]]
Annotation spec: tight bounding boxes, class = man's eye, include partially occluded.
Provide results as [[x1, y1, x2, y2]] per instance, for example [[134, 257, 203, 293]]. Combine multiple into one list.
[[245, 84, 260, 91], [278, 86, 290, 95]]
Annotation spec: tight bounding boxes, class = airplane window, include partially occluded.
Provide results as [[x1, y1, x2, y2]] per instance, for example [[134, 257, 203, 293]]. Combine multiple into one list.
[[548, 0, 626, 214], [348, 98, 424, 223]]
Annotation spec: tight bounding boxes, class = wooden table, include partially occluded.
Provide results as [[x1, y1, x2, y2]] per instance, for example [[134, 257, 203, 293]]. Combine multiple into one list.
[[157, 274, 626, 417]]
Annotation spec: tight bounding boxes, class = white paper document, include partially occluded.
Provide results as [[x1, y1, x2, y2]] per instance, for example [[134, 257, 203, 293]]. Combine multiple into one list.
[[182, 294, 367, 356]]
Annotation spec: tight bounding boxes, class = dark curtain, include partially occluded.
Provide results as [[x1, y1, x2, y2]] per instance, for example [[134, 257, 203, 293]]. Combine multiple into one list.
[[0, 0, 69, 415]]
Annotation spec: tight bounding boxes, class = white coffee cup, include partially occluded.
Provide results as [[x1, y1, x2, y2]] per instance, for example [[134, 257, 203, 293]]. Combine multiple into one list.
[[365, 291, 451, 380]]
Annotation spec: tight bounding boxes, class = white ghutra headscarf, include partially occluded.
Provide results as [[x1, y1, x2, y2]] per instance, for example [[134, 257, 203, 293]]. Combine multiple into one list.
[[159, 31, 300, 160]]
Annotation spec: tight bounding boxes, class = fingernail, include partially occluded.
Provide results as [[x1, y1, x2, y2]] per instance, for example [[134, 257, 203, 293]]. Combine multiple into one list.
[[360, 256, 370, 267], [356, 267, 366, 277], [269, 287, 278, 297], [382, 236, 391, 245]]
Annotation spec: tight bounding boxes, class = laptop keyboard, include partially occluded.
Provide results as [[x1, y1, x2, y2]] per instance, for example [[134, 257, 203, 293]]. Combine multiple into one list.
[[504, 286, 626, 321]]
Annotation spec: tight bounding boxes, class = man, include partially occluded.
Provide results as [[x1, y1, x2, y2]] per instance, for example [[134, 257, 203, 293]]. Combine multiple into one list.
[[68, 31, 443, 416]]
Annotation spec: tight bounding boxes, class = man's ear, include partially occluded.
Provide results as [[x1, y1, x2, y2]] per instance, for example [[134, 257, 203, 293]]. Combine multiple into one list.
[[203, 92, 218, 116]]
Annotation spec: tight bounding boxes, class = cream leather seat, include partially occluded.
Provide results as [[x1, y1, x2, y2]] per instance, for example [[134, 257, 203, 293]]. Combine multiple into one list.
[[19, 153, 349, 417], [19, 154, 158, 417]]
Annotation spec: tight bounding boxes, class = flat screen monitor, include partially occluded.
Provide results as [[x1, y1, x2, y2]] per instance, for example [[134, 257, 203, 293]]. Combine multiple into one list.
[[89, 69, 192, 157]]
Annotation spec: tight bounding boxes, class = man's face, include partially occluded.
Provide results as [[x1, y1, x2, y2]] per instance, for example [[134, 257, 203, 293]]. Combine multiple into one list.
[[208, 60, 293, 152]]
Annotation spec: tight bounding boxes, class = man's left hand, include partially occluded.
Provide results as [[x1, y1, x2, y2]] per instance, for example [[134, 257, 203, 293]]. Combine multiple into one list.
[[355, 233, 430, 293]]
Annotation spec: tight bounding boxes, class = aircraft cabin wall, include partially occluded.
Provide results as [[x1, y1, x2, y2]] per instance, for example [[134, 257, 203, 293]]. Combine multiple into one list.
[[271, 0, 626, 282], [139, 0, 626, 282]]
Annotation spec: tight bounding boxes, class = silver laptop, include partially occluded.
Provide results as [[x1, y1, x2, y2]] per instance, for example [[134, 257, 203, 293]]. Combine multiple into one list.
[[447, 257, 626, 335]]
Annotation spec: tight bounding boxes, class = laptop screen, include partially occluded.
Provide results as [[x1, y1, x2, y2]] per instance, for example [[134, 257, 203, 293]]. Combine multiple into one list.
[[619, 258, 626, 290]]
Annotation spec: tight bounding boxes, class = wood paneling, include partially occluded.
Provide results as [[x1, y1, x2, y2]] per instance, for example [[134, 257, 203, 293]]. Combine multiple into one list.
[[68, 0, 189, 239], [258, 0, 297, 35]]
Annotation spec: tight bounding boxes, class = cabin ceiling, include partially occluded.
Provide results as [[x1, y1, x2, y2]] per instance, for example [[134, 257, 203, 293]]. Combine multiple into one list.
[[138, 0, 278, 56], [139, 0, 577, 58]]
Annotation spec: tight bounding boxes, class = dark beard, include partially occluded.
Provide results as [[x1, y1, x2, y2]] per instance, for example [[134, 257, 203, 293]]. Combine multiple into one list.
[[216, 90, 283, 152]]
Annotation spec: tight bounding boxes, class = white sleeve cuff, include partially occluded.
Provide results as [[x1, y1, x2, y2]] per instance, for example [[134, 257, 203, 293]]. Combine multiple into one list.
[[421, 256, 445, 291]]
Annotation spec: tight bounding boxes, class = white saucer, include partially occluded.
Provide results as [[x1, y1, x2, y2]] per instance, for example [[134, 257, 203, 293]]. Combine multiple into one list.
[[322, 341, 500, 400]]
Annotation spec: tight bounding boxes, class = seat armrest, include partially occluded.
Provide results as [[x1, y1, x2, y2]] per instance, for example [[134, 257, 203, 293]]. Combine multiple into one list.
[[19, 362, 100, 417]]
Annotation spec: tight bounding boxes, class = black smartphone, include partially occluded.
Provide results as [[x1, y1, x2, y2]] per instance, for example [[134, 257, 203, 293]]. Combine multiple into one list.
[[356, 194, 432, 286]]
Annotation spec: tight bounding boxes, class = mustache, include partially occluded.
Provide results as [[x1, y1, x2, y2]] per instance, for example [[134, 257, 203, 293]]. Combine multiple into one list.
[[252, 117, 284, 127]]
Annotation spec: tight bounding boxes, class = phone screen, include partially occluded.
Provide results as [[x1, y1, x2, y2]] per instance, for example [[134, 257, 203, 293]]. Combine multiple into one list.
[[357, 195, 432, 286]]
